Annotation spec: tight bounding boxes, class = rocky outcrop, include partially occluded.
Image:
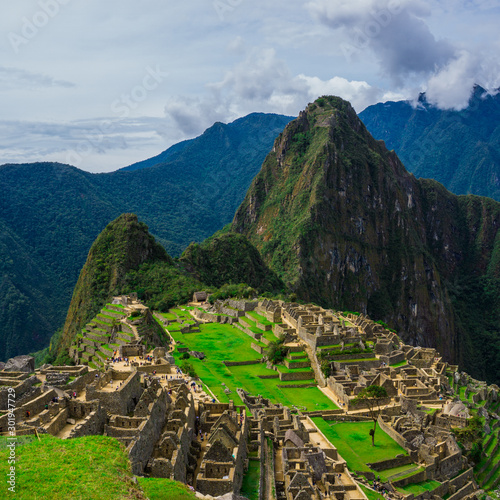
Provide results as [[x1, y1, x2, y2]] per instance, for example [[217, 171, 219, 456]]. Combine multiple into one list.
[[4, 355, 35, 373]]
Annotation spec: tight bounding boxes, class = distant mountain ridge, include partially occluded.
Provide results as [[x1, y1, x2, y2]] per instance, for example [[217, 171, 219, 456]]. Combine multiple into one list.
[[359, 85, 500, 201], [0, 112, 293, 361]]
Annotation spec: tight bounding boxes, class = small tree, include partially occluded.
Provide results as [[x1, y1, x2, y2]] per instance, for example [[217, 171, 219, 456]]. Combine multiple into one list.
[[352, 385, 388, 446], [267, 335, 288, 365]]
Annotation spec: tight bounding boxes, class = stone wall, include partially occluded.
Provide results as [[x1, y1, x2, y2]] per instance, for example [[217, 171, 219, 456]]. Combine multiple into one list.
[[367, 455, 412, 471], [223, 360, 262, 367], [447, 468, 474, 495], [252, 343, 265, 354], [377, 416, 408, 449], [139, 363, 172, 374], [127, 388, 169, 474], [284, 360, 311, 369], [86, 371, 142, 415], [436, 451, 462, 480], [228, 299, 258, 312], [45, 407, 69, 435], [333, 359, 380, 371], [62, 370, 97, 394], [69, 405, 106, 438], [278, 371, 314, 381], [221, 307, 244, 318], [0, 376, 39, 411], [0, 388, 59, 429], [447, 482, 476, 500]]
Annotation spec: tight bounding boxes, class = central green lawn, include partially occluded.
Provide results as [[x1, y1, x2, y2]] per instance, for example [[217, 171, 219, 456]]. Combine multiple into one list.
[[168, 318, 338, 411], [171, 323, 262, 362], [311, 419, 409, 473]]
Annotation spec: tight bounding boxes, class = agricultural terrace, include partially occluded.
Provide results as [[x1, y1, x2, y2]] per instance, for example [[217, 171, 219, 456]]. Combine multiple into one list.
[[167, 308, 338, 412]]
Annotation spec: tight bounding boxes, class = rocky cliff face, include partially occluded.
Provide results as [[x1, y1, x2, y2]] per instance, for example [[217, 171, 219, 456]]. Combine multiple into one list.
[[233, 96, 500, 382]]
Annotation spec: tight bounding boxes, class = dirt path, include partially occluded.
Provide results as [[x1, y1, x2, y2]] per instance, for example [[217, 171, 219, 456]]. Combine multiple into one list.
[[56, 418, 86, 439], [318, 385, 346, 410]]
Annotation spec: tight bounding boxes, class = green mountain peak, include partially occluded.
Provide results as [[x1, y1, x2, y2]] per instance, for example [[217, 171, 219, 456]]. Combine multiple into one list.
[[233, 95, 500, 383]]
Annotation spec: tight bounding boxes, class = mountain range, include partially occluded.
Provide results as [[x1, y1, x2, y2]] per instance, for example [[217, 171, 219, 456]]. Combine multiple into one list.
[[50, 96, 500, 384], [3, 93, 500, 382], [360, 85, 500, 201], [0, 113, 293, 361]]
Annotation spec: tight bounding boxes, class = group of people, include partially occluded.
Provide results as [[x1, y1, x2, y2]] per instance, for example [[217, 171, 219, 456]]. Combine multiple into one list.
[[372, 478, 390, 498], [108, 355, 130, 366]]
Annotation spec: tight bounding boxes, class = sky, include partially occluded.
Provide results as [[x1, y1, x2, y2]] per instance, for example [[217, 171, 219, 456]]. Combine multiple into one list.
[[1, 0, 499, 172]]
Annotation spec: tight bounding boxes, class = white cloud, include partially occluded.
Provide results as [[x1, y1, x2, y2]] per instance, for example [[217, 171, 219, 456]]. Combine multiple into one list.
[[0, 67, 75, 91], [164, 47, 402, 139], [425, 51, 479, 109], [306, 0, 500, 110], [307, 0, 455, 83], [0, 0, 498, 169]]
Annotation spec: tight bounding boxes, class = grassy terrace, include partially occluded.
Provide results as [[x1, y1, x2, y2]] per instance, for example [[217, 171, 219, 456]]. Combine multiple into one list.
[[169, 315, 337, 411], [311, 419, 409, 476], [395, 480, 441, 496], [311, 419, 443, 495], [239, 316, 262, 332], [246, 310, 272, 326]]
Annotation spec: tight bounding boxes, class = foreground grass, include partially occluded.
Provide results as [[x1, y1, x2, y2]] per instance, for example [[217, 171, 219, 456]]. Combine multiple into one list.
[[311, 419, 408, 473], [137, 478, 196, 500], [0, 435, 145, 500]]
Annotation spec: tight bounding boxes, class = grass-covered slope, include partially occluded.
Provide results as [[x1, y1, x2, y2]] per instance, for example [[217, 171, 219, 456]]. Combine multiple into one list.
[[0, 435, 146, 500], [0, 434, 197, 500], [180, 231, 285, 292], [137, 478, 197, 500], [359, 85, 500, 201], [233, 96, 500, 383]]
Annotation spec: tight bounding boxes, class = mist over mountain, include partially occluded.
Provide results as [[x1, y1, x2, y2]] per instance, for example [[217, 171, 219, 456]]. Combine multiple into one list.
[[359, 85, 500, 201]]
